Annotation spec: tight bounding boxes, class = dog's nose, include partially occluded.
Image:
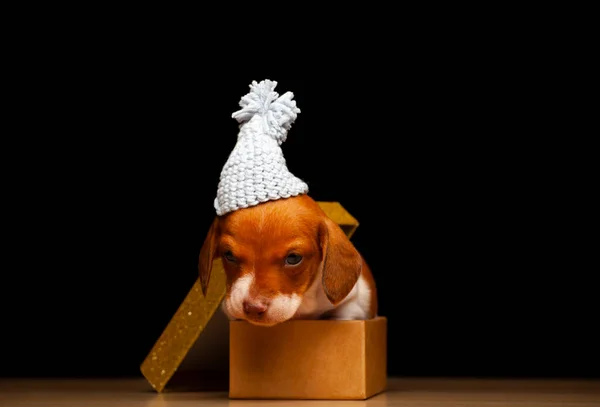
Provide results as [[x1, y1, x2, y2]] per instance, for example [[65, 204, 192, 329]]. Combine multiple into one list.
[[243, 300, 268, 316]]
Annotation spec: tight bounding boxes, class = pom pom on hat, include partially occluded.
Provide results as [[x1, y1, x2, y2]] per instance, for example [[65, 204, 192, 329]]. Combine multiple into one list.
[[214, 80, 309, 216], [232, 79, 300, 145]]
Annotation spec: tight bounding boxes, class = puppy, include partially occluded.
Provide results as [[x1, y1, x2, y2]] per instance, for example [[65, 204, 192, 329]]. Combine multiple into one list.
[[198, 194, 377, 327]]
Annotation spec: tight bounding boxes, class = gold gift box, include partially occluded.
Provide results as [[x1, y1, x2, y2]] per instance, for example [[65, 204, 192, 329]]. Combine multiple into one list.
[[140, 201, 360, 393], [230, 317, 387, 400]]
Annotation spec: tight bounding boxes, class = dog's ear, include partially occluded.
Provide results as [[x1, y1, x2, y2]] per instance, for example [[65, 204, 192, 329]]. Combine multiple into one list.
[[318, 217, 362, 305], [198, 216, 220, 297]]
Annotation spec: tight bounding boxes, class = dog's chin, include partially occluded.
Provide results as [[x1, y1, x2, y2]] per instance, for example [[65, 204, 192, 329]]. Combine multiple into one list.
[[226, 308, 298, 327], [223, 295, 302, 327]]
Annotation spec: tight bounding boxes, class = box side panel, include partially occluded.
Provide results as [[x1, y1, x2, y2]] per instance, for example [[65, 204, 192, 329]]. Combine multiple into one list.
[[365, 317, 388, 398], [229, 320, 368, 399], [140, 259, 226, 392]]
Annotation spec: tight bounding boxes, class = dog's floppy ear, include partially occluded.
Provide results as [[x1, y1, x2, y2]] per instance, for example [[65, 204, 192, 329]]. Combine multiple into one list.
[[319, 217, 362, 305], [198, 216, 220, 297]]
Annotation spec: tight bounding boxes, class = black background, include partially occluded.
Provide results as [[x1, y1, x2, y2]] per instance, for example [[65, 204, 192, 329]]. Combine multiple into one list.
[[1, 32, 597, 380]]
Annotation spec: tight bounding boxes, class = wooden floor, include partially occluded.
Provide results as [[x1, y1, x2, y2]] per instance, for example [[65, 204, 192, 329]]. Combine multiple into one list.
[[1, 377, 599, 406]]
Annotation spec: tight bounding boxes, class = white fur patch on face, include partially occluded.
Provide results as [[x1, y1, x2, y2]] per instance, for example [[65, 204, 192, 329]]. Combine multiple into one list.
[[222, 274, 303, 325], [222, 273, 254, 320], [264, 293, 302, 324]]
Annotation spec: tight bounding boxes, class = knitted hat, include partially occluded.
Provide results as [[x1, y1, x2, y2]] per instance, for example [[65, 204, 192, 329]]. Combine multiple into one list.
[[214, 80, 309, 216]]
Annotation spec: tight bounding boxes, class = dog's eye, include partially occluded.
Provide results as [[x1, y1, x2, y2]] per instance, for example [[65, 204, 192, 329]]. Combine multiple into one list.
[[223, 250, 236, 263], [285, 253, 303, 266]]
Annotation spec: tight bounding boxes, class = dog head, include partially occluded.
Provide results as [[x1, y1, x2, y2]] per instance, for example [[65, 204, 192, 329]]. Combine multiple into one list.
[[198, 195, 362, 326]]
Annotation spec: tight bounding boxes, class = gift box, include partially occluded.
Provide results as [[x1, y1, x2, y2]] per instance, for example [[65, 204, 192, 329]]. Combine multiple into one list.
[[230, 317, 387, 400], [140, 202, 386, 399]]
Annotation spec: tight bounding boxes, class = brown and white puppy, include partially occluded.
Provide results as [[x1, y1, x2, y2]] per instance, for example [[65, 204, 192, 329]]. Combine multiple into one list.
[[198, 194, 377, 327]]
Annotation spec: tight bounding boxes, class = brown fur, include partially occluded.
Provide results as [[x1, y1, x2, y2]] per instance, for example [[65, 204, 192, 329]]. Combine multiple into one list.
[[198, 194, 377, 321]]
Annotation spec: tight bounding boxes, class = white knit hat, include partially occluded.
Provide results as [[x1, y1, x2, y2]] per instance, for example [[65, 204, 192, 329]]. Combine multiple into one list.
[[213, 80, 309, 216]]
